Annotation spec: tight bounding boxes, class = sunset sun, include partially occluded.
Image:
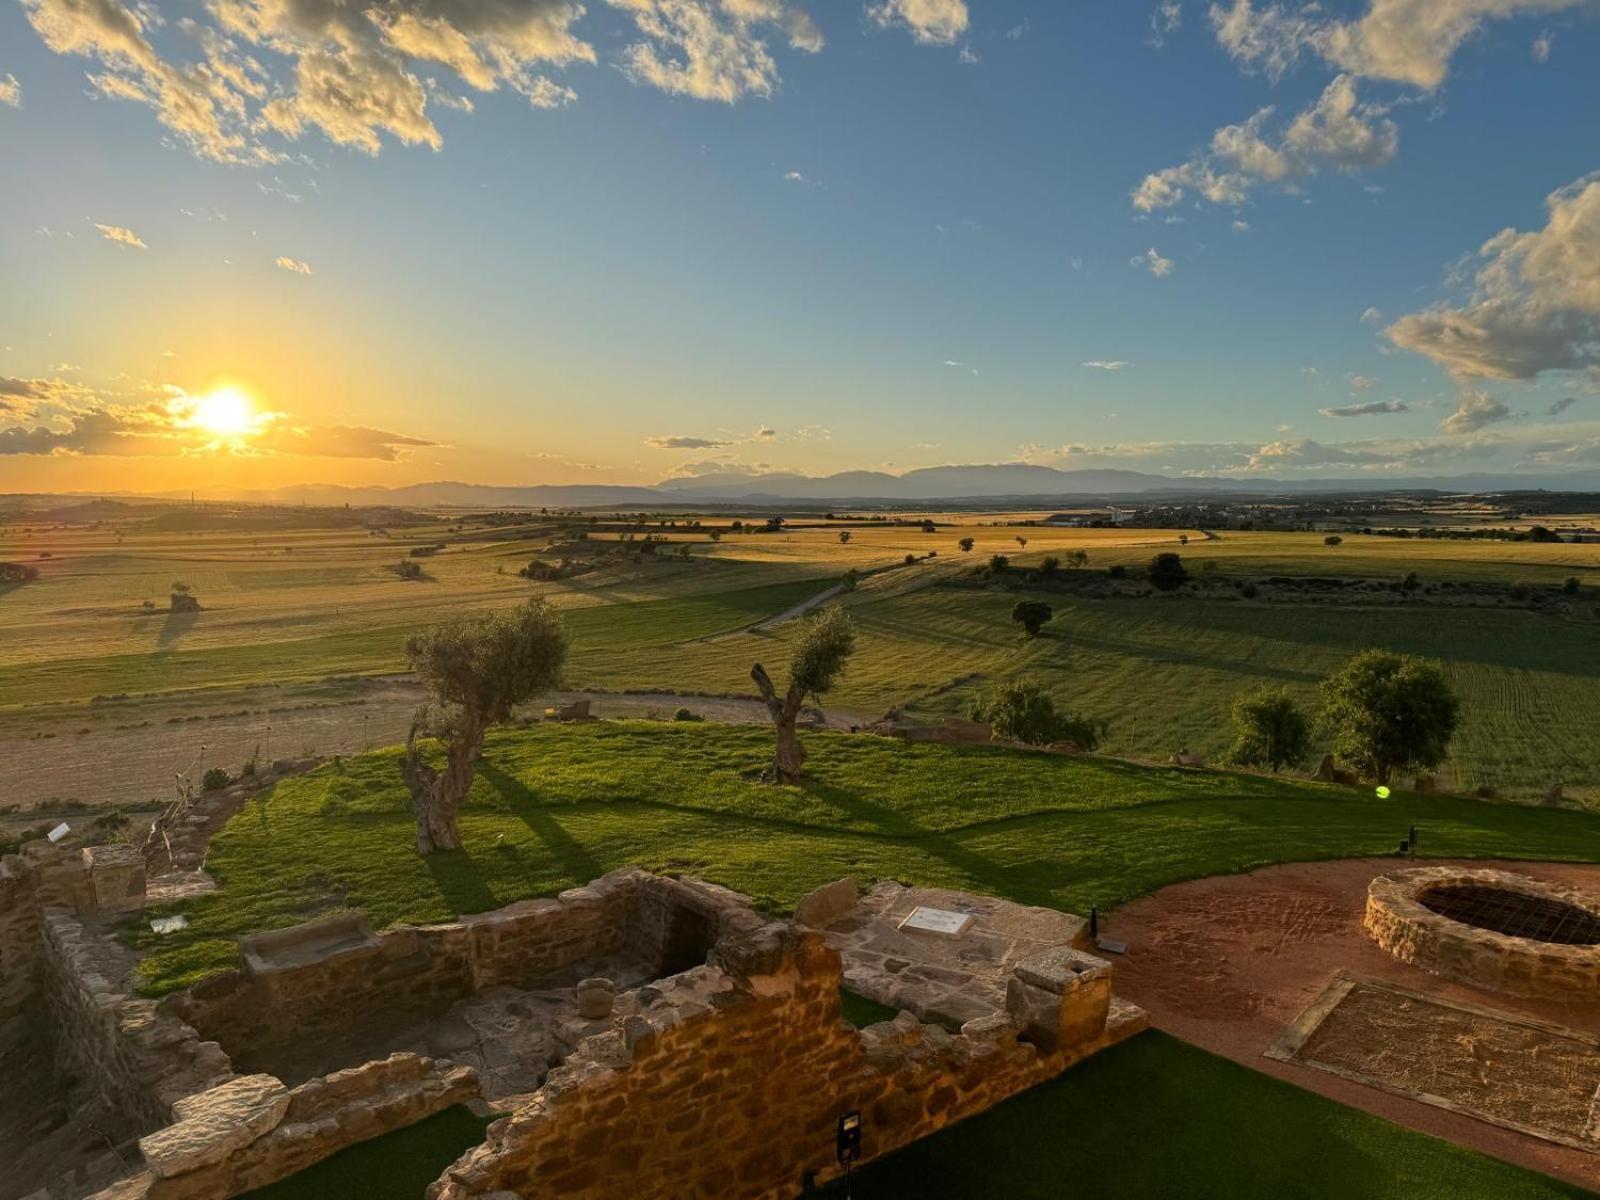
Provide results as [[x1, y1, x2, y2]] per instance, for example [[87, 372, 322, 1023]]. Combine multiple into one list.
[[189, 387, 259, 437]]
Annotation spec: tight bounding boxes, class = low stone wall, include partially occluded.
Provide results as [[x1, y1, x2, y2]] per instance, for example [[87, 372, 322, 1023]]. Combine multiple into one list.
[[430, 916, 1145, 1200], [38, 907, 234, 1137], [96, 1053, 481, 1200], [164, 871, 733, 1077], [1366, 866, 1600, 1001], [0, 854, 44, 1024]]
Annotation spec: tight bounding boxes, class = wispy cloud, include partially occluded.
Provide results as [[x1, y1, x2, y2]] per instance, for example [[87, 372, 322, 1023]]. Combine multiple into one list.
[[646, 434, 731, 449], [0, 74, 20, 107], [1130, 247, 1175, 278], [1320, 399, 1407, 417], [1082, 360, 1131, 371], [92, 222, 147, 249], [274, 256, 314, 275]]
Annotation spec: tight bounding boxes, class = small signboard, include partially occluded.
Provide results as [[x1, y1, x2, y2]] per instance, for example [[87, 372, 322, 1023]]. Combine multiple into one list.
[[1095, 937, 1129, 956], [899, 906, 973, 937], [46, 822, 70, 843]]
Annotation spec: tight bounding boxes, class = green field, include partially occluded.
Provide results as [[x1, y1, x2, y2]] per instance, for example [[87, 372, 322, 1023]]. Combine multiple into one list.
[[131, 722, 1600, 995], [6, 516, 1600, 804]]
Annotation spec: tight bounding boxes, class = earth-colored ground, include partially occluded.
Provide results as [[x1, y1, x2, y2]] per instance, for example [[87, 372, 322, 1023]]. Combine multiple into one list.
[[1107, 857, 1600, 1193]]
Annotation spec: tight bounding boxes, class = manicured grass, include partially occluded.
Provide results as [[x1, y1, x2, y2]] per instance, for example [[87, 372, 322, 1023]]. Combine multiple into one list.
[[834, 1032, 1591, 1199], [131, 722, 1600, 995], [237, 1106, 491, 1200]]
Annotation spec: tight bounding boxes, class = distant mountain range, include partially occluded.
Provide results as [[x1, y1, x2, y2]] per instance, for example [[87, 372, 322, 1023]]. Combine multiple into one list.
[[29, 463, 1600, 508]]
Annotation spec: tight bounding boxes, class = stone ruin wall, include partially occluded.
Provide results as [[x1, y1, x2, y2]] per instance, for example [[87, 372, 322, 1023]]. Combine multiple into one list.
[[101, 1054, 480, 1200], [37, 907, 234, 1138], [0, 852, 44, 1023], [164, 870, 721, 1077], [432, 915, 1143, 1200]]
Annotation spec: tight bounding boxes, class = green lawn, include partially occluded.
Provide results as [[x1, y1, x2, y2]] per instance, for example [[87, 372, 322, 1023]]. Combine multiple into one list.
[[238, 1106, 492, 1200], [131, 722, 1600, 995], [836, 1032, 1591, 1200]]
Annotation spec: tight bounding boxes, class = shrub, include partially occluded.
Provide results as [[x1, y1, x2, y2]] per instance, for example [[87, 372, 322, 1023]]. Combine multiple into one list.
[[1324, 535, 1343, 546], [969, 681, 1106, 749], [395, 559, 424, 580], [1011, 600, 1054, 637], [1038, 556, 1060, 578], [841, 568, 860, 592], [1147, 552, 1188, 591], [904, 554, 917, 565], [958, 537, 975, 553], [1564, 577, 1581, 595], [989, 554, 1010, 573], [1241, 582, 1259, 599], [673, 707, 704, 722], [201, 767, 232, 792], [1227, 687, 1311, 772], [1107, 565, 1126, 579]]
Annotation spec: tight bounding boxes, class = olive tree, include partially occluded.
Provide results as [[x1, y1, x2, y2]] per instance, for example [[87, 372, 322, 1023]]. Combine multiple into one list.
[[1319, 650, 1459, 785], [1226, 687, 1311, 773], [400, 599, 568, 854], [751, 606, 856, 783]]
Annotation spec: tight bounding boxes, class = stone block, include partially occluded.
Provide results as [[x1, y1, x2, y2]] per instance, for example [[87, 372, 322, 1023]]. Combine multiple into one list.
[[793, 878, 859, 930], [141, 1075, 290, 1179], [82, 844, 147, 914]]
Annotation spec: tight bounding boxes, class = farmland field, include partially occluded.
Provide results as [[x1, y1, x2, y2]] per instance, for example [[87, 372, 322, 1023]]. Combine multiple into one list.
[[4, 512, 1600, 810]]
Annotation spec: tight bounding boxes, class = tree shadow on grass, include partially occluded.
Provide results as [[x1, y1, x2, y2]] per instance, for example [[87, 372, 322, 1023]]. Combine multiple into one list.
[[156, 609, 199, 649], [799, 777, 1023, 901], [477, 762, 603, 884], [423, 847, 498, 917]]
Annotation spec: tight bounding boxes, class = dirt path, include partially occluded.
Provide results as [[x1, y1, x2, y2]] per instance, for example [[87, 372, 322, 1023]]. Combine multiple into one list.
[[1105, 857, 1600, 1192], [749, 582, 845, 631], [0, 684, 873, 816]]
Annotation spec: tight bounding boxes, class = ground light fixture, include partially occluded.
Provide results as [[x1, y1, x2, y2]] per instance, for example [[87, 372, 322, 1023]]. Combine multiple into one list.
[[837, 1109, 863, 1197]]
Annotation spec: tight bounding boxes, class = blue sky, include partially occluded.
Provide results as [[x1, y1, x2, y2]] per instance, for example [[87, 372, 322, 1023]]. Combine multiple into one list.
[[2, 0, 1599, 492]]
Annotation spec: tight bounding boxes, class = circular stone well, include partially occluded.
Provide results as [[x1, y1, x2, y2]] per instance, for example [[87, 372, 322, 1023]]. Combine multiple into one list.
[[1365, 867, 1600, 1002]]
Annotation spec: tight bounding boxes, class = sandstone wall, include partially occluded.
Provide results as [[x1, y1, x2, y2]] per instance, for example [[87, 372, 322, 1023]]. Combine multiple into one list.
[[431, 922, 1144, 1200], [0, 854, 43, 1024], [165, 870, 726, 1076], [38, 907, 234, 1137], [127, 1053, 481, 1200]]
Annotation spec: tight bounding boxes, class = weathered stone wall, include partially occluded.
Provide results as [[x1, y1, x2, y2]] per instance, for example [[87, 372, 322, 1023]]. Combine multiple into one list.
[[430, 920, 1144, 1200], [0, 853, 44, 1024], [165, 870, 724, 1076], [108, 1053, 481, 1200], [38, 907, 234, 1137], [1366, 866, 1600, 1001]]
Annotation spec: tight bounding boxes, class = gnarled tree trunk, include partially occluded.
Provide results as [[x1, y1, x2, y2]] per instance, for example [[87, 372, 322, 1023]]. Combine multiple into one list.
[[751, 663, 807, 784], [401, 710, 485, 854]]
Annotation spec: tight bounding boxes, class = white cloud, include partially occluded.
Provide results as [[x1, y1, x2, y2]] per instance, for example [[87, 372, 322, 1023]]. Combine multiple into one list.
[[1208, 0, 1587, 90], [1133, 74, 1397, 211], [1360, 305, 1384, 325], [274, 256, 314, 275], [1130, 247, 1175, 278], [612, 0, 821, 103], [1387, 171, 1600, 381], [1232, 219, 1252, 233], [958, 44, 978, 64], [1346, 374, 1377, 392], [0, 74, 20, 107], [1441, 389, 1515, 434], [1082, 360, 1132, 371], [867, 0, 969, 46], [1532, 30, 1554, 61], [1320, 399, 1407, 417], [92, 222, 147, 249]]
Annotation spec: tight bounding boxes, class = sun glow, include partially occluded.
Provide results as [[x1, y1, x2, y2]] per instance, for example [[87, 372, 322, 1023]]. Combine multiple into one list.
[[188, 387, 259, 437]]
